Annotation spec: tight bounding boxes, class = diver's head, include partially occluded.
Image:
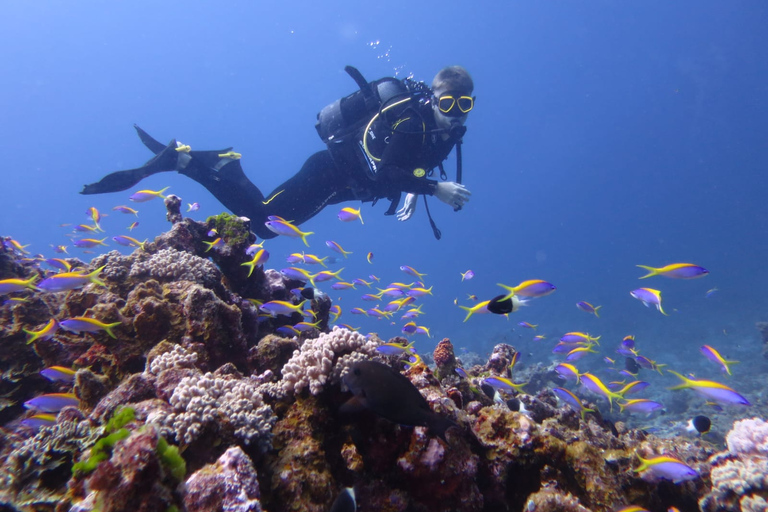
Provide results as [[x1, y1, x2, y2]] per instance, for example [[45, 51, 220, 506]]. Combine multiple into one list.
[[431, 65, 474, 134]]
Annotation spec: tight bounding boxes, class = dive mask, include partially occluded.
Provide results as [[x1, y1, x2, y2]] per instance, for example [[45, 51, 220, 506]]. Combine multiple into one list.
[[437, 93, 474, 117]]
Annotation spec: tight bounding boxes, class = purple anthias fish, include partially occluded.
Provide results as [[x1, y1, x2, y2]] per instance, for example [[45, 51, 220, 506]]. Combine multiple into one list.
[[619, 399, 664, 415], [37, 267, 105, 292], [668, 371, 750, 406], [360, 294, 379, 301], [552, 387, 593, 420], [281, 268, 311, 282], [21, 414, 57, 429], [636, 455, 698, 483], [630, 288, 668, 315], [576, 301, 601, 317], [24, 393, 79, 412], [554, 364, 581, 382]]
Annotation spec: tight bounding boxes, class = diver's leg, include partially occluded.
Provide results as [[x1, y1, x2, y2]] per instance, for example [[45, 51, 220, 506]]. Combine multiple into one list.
[[260, 151, 354, 225]]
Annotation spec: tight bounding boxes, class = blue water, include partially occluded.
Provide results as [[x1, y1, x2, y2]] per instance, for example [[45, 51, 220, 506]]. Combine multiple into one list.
[[2, 2, 767, 394]]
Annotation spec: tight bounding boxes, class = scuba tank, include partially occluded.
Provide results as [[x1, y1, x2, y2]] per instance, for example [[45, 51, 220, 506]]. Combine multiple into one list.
[[315, 66, 409, 143]]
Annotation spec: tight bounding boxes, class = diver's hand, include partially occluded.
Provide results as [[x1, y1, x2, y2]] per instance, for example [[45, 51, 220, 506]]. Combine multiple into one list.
[[397, 193, 418, 221], [434, 182, 471, 209]]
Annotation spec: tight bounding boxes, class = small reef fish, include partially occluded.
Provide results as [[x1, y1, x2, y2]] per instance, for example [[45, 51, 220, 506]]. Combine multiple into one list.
[[576, 301, 601, 317], [552, 387, 593, 421], [275, 325, 300, 337], [518, 322, 537, 330], [667, 370, 750, 406], [350, 308, 368, 316], [187, 202, 200, 212], [86, 206, 102, 223], [242, 249, 270, 277], [24, 319, 59, 344], [460, 270, 475, 281], [331, 282, 356, 290], [554, 363, 582, 383], [74, 224, 101, 233], [686, 415, 711, 435], [700, 345, 738, 376], [352, 278, 372, 288], [483, 376, 526, 393], [455, 367, 468, 379], [618, 399, 663, 415], [400, 265, 427, 279], [635, 355, 666, 374], [338, 207, 364, 224], [203, 238, 225, 252], [487, 294, 527, 315], [329, 305, 342, 322], [129, 186, 170, 202], [245, 242, 265, 257], [413, 325, 431, 337], [5, 239, 30, 254], [37, 266, 106, 292], [112, 235, 146, 249], [367, 252, 374, 264], [634, 454, 698, 483], [127, 221, 140, 231], [406, 286, 433, 298], [45, 258, 72, 272], [60, 317, 122, 338], [312, 268, 344, 283], [265, 220, 313, 246], [532, 335, 546, 342], [113, 205, 139, 216], [73, 238, 108, 249], [24, 393, 80, 413], [705, 287, 718, 298], [341, 360, 457, 442], [630, 288, 668, 315], [497, 279, 556, 299], [40, 366, 77, 383], [218, 151, 242, 159], [0, 276, 39, 294], [580, 373, 624, 412], [51, 244, 68, 254], [616, 381, 650, 396], [565, 345, 598, 362], [326, 240, 352, 258], [259, 300, 307, 318], [636, 263, 709, 279], [376, 340, 416, 356], [293, 320, 321, 332], [459, 300, 490, 322], [281, 267, 314, 284], [21, 413, 58, 430]]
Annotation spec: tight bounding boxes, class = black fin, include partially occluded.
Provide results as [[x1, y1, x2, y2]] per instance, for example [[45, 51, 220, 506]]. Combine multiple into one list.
[[134, 124, 167, 155], [81, 142, 179, 195], [427, 413, 458, 444]]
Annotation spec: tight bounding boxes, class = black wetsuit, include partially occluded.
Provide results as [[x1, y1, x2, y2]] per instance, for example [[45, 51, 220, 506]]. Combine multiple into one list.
[[81, 83, 464, 240]]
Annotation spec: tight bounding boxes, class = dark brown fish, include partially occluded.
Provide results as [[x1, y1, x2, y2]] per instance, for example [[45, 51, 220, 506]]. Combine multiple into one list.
[[342, 360, 457, 442]]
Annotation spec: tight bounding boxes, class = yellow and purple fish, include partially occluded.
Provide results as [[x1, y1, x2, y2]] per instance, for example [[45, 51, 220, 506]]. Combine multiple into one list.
[[40, 365, 77, 383], [127, 221, 140, 231], [497, 279, 556, 299], [242, 248, 270, 277], [60, 317, 122, 338], [259, 300, 307, 318], [45, 258, 72, 272], [636, 263, 709, 280], [376, 340, 416, 356], [265, 219, 313, 246], [129, 186, 170, 202], [634, 454, 698, 483], [367, 252, 374, 264], [518, 321, 537, 330], [552, 387, 594, 421], [73, 223, 101, 233], [113, 205, 139, 216], [576, 301, 601, 317], [565, 345, 598, 362], [73, 238, 108, 249], [560, 332, 601, 345], [331, 281, 356, 291], [329, 304, 342, 322], [484, 376, 526, 393], [630, 288, 668, 315], [618, 399, 663, 415], [406, 286, 433, 298], [37, 266, 106, 292], [667, 370, 749, 405], [325, 240, 352, 258], [0, 276, 39, 295], [5, 238, 31, 254], [580, 373, 624, 411], [312, 268, 344, 283], [338, 207, 364, 224], [112, 235, 146, 249], [400, 265, 427, 279], [700, 345, 738, 376], [187, 202, 200, 212], [203, 237, 225, 252], [24, 392, 80, 413], [21, 413, 58, 430], [24, 319, 59, 344], [51, 244, 68, 254], [460, 270, 475, 281], [554, 363, 582, 383]]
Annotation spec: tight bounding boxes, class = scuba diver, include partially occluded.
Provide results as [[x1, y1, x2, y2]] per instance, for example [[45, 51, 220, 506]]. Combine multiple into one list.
[[81, 65, 474, 240]]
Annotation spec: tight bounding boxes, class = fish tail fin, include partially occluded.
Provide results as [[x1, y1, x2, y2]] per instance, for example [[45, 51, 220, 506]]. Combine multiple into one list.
[[666, 370, 692, 390], [459, 305, 474, 322], [658, 303, 669, 316], [594, 305, 602, 318], [496, 283, 516, 301], [88, 266, 107, 287], [300, 231, 314, 247], [157, 186, 170, 198], [581, 406, 595, 422], [104, 321, 122, 339], [633, 453, 649, 473], [636, 265, 660, 279]]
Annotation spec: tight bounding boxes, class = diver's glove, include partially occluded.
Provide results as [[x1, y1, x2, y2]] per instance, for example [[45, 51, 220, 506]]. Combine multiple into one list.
[[434, 182, 471, 209], [396, 193, 418, 221]]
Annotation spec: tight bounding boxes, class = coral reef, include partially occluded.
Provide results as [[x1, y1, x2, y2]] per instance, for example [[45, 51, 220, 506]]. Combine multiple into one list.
[[700, 417, 768, 512], [0, 201, 744, 512]]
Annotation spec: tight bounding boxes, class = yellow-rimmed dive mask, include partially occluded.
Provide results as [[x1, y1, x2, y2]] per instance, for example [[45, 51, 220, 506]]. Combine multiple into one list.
[[437, 94, 474, 117]]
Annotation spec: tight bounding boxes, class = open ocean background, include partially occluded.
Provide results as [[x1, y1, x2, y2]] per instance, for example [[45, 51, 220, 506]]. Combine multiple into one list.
[[2, 2, 767, 400]]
